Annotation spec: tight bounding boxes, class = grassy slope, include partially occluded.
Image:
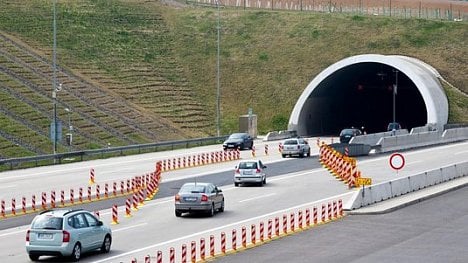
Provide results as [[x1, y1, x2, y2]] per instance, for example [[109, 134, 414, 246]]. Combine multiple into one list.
[[0, 0, 467, 137]]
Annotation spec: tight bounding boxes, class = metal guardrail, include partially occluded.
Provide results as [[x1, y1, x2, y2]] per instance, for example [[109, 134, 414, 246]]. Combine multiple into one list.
[[0, 136, 229, 171]]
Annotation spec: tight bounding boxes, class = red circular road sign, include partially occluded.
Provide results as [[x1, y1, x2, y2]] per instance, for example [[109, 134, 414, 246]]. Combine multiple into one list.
[[389, 153, 405, 170]]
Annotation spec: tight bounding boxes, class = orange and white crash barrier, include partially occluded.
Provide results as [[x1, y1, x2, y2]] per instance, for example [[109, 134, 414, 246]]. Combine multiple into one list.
[[89, 168, 95, 185]]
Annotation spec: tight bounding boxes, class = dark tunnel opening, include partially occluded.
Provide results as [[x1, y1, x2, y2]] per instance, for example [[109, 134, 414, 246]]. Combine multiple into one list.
[[304, 62, 427, 136]]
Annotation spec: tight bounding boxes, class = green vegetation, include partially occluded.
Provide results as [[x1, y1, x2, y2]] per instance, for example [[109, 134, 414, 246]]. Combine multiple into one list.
[[0, 0, 466, 158]]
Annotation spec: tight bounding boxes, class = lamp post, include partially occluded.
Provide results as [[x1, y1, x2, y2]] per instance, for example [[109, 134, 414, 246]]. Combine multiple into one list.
[[393, 69, 398, 125], [215, 0, 221, 137], [52, 0, 58, 157]]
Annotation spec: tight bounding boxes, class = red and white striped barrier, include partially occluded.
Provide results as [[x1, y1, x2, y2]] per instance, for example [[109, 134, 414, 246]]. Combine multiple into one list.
[[251, 224, 256, 245], [321, 204, 326, 223], [96, 185, 100, 200], [200, 238, 205, 260], [11, 198, 16, 215], [50, 191, 56, 208], [264, 144, 268, 155], [125, 199, 132, 217], [210, 235, 215, 257], [170, 247, 175, 263], [79, 187, 83, 203], [259, 221, 264, 242], [111, 204, 118, 225], [1, 200, 5, 217], [22, 197, 26, 214], [31, 195, 36, 211], [313, 206, 318, 225], [282, 214, 288, 235], [305, 208, 310, 227], [275, 217, 280, 236], [232, 229, 237, 250], [221, 232, 226, 254], [290, 212, 295, 232], [89, 168, 95, 185], [41, 192, 47, 210], [70, 189, 75, 205], [268, 219, 273, 239], [191, 241, 196, 263], [157, 250, 163, 263], [242, 226, 247, 248], [105, 183, 109, 199], [87, 186, 92, 202], [144, 255, 150, 263], [180, 243, 187, 263]]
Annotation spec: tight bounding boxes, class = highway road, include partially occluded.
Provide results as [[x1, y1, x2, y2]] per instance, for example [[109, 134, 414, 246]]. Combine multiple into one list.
[[216, 186, 468, 263], [0, 140, 466, 262]]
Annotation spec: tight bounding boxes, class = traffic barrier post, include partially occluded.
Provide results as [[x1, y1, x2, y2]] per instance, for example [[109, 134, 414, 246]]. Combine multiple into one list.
[[111, 204, 119, 225], [200, 238, 205, 260], [22, 197, 26, 214], [242, 226, 247, 248], [89, 168, 95, 185], [191, 241, 196, 263], [50, 191, 56, 208], [232, 229, 237, 251]]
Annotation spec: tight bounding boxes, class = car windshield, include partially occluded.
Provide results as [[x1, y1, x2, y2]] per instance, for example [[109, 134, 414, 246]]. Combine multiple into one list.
[[284, 140, 298, 145], [31, 215, 63, 230], [238, 162, 257, 169], [340, 129, 355, 136], [180, 184, 206, 194], [229, 133, 244, 139]]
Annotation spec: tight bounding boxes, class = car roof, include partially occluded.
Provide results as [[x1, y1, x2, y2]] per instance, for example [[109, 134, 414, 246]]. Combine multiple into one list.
[[39, 209, 84, 217]]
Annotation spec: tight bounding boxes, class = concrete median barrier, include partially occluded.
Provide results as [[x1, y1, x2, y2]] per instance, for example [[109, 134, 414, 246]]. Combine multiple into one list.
[[347, 161, 468, 210]]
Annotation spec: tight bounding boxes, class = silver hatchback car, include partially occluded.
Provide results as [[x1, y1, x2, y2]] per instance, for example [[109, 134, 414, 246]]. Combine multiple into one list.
[[234, 160, 267, 187], [175, 182, 224, 217], [26, 209, 112, 261]]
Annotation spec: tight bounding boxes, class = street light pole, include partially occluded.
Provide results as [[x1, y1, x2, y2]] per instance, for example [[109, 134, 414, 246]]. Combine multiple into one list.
[[52, 0, 58, 157], [215, 0, 221, 137], [393, 69, 398, 124]]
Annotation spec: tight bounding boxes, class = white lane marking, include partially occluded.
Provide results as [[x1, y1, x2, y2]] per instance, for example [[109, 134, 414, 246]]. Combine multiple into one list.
[[454, 150, 468, 155], [239, 193, 276, 203], [113, 223, 148, 233], [93, 191, 352, 263], [0, 184, 16, 189], [0, 229, 26, 237], [407, 160, 423, 165]]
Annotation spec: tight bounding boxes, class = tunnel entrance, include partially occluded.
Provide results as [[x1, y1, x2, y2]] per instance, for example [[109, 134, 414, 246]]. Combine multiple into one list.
[[306, 63, 427, 135], [289, 55, 448, 137]]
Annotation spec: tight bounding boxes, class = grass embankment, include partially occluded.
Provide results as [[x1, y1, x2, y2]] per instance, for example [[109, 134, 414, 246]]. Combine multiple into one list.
[[0, 0, 466, 147]]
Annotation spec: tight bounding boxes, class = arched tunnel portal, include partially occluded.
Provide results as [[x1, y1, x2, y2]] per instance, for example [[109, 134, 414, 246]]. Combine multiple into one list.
[[288, 54, 448, 136]]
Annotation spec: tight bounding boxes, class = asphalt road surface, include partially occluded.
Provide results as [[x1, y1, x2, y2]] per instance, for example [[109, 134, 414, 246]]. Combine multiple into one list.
[[215, 186, 468, 263]]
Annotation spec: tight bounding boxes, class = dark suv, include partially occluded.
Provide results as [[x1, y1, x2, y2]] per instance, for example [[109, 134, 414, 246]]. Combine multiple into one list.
[[223, 133, 254, 150], [339, 128, 362, 143]]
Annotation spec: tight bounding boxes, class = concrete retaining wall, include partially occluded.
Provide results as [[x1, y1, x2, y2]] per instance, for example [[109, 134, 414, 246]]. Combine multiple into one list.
[[350, 129, 408, 145], [263, 130, 297, 141], [348, 161, 468, 210]]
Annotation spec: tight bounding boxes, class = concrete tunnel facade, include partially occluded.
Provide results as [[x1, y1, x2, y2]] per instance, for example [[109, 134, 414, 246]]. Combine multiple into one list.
[[288, 54, 449, 136]]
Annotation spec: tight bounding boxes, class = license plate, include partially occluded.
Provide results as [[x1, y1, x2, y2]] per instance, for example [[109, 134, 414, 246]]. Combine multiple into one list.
[[243, 170, 253, 175], [184, 197, 197, 202], [38, 233, 53, 239]]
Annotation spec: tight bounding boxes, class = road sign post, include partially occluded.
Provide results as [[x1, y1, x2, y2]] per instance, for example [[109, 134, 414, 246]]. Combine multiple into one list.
[[389, 153, 405, 175]]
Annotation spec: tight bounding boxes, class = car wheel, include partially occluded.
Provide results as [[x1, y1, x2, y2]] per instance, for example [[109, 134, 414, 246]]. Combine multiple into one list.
[[307, 150, 311, 157], [100, 235, 112, 253], [29, 254, 40, 261], [282, 154, 286, 158], [240, 143, 245, 150], [70, 243, 81, 262], [219, 200, 225, 212], [208, 204, 215, 217], [263, 177, 266, 185], [234, 182, 239, 187], [175, 210, 182, 217]]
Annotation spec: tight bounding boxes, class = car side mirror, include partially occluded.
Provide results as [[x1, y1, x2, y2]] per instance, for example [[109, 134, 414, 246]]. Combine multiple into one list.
[[97, 221, 103, 226], [263, 165, 267, 168], [217, 188, 222, 193]]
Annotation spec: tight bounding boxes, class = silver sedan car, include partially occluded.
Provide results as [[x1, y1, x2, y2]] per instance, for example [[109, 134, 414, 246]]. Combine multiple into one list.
[[281, 137, 311, 158], [26, 209, 112, 261], [234, 160, 267, 187], [175, 182, 224, 217]]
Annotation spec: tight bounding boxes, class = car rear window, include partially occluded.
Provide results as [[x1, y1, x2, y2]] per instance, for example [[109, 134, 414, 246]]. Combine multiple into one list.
[[239, 162, 257, 169], [284, 140, 298, 145], [31, 215, 63, 230], [180, 184, 206, 194], [340, 129, 354, 136]]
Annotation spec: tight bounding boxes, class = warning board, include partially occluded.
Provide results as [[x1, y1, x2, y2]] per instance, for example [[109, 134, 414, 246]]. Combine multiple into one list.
[[357, 177, 372, 186]]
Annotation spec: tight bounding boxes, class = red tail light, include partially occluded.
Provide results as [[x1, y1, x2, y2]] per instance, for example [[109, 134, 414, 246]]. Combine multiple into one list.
[[201, 194, 208, 202], [256, 168, 261, 173], [235, 169, 240, 174], [175, 194, 180, 202], [62, 230, 70, 242], [26, 230, 30, 242]]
